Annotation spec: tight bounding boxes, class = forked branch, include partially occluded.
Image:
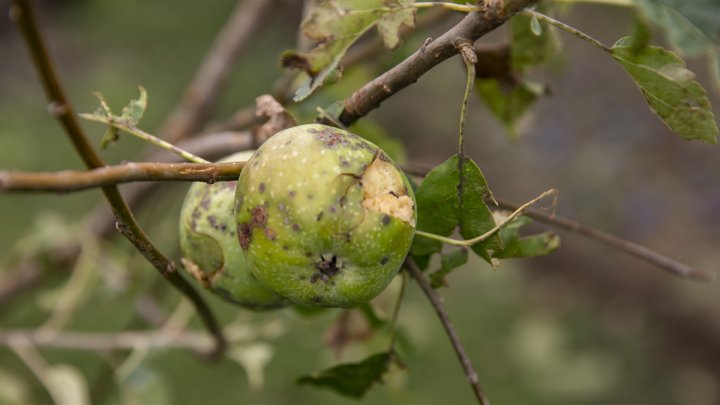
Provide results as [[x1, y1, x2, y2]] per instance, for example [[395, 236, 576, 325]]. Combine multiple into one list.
[[10, 0, 226, 358]]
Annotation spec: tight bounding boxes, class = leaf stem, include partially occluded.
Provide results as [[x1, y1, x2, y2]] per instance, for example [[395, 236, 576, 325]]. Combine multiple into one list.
[[405, 258, 490, 405], [415, 189, 557, 247], [79, 114, 209, 163], [456, 41, 477, 228], [520, 9, 611, 53], [388, 271, 408, 352]]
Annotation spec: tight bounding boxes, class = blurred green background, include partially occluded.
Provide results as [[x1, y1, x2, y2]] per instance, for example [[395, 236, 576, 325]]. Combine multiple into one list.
[[1, 1, 719, 404]]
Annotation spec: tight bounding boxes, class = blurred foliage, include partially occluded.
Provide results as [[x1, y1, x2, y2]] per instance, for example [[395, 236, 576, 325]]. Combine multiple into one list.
[[1, 1, 719, 405]]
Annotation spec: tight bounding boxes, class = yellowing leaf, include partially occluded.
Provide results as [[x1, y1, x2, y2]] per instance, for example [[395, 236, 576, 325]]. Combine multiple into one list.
[[612, 37, 718, 143], [283, 0, 416, 101]]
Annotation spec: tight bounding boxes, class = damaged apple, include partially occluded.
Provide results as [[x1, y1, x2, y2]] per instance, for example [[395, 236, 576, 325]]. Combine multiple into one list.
[[179, 151, 289, 310], [235, 124, 416, 307]]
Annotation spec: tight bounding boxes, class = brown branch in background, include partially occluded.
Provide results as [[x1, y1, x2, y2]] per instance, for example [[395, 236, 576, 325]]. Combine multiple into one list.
[[10, 0, 226, 358], [405, 259, 491, 405], [494, 198, 716, 282], [403, 162, 713, 282], [0, 329, 222, 351], [158, 0, 275, 143], [0, 162, 244, 193], [337, 0, 539, 127]]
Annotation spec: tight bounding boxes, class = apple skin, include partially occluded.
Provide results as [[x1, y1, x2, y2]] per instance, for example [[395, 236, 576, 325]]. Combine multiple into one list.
[[235, 124, 416, 308], [179, 151, 289, 310]]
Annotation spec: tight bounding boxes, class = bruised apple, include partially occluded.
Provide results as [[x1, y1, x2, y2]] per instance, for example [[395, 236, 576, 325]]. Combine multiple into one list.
[[235, 124, 416, 307]]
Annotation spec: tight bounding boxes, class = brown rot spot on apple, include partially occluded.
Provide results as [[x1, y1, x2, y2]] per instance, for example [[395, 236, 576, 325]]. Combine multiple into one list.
[[264, 228, 277, 241], [238, 222, 252, 250], [251, 206, 268, 228]]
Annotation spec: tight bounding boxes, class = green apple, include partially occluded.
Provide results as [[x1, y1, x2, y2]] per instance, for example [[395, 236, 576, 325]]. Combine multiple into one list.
[[179, 151, 288, 310], [235, 124, 416, 307]]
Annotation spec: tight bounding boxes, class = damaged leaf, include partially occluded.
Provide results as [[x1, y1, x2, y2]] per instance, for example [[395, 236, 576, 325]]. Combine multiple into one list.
[[284, 0, 416, 101]]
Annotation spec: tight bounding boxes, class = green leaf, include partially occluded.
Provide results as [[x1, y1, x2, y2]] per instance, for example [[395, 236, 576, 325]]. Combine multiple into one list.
[[410, 155, 501, 262], [611, 37, 718, 143], [636, 0, 716, 56], [90, 92, 120, 148], [429, 248, 469, 288], [492, 216, 560, 259], [510, 6, 561, 71], [639, 0, 720, 44], [297, 352, 397, 398], [120, 86, 148, 125], [475, 78, 547, 140], [530, 15, 542, 36], [283, 0, 416, 101]]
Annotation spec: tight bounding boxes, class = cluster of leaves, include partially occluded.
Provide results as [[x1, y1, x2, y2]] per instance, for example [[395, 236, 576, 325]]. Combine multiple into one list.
[[274, 0, 719, 399], [410, 155, 560, 287]]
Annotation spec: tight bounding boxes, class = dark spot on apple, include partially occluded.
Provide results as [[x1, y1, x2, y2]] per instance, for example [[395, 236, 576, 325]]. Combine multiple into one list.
[[382, 215, 391, 225], [288, 190, 296, 198], [207, 215, 221, 231], [316, 212, 324, 221], [238, 222, 252, 250], [251, 206, 268, 228], [380, 257, 389, 265], [264, 228, 277, 241], [307, 193, 314, 200], [317, 255, 341, 277], [284, 217, 291, 225], [282, 245, 289, 251], [292, 223, 301, 232], [259, 182, 266, 193], [315, 128, 349, 148]]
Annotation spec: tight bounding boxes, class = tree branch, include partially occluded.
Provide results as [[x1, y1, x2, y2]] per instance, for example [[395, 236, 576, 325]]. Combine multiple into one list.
[[0, 162, 244, 193], [10, 0, 226, 358], [493, 198, 715, 281], [405, 258, 490, 405], [0, 329, 221, 352], [158, 0, 275, 142], [337, 0, 539, 127]]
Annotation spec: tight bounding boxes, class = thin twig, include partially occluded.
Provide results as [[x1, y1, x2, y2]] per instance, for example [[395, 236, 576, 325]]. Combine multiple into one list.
[[520, 9, 611, 52], [80, 115, 210, 163], [1, 329, 221, 351], [405, 259, 490, 405], [0, 162, 244, 193], [493, 198, 716, 281], [337, 0, 540, 127], [10, 0, 226, 358], [415, 189, 557, 247], [158, 0, 275, 142]]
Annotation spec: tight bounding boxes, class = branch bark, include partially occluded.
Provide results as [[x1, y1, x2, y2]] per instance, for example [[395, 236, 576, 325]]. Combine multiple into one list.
[[493, 198, 715, 281], [11, 0, 226, 358], [405, 258, 491, 405], [337, 0, 539, 127], [0, 162, 244, 193]]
